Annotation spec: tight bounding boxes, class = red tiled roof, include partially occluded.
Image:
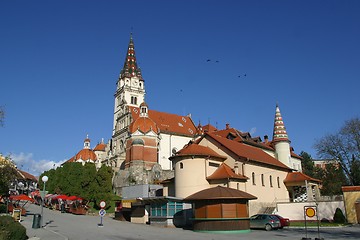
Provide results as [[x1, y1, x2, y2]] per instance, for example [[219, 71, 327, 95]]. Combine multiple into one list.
[[213, 128, 274, 151], [129, 116, 159, 134], [93, 143, 106, 151], [205, 133, 290, 171], [342, 186, 360, 192], [75, 149, 97, 161], [206, 163, 248, 181], [202, 124, 217, 133], [170, 143, 226, 160], [283, 172, 321, 183], [129, 106, 197, 137], [184, 186, 257, 201], [18, 169, 38, 182]]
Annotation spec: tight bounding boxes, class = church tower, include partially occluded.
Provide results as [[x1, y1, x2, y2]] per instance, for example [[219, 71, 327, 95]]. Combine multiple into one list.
[[111, 34, 146, 170], [272, 104, 292, 168]]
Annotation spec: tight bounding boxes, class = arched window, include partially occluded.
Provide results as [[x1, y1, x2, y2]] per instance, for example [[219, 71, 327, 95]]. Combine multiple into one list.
[[252, 172, 256, 185], [277, 177, 281, 188], [179, 162, 184, 169], [131, 96, 137, 105], [270, 175, 273, 187], [261, 174, 265, 186]]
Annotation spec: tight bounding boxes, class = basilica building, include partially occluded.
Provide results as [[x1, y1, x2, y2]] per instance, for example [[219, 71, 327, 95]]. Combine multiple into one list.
[[65, 34, 321, 216]]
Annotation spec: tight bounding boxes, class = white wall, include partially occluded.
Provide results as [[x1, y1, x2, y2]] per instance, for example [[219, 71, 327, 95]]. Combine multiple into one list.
[[158, 133, 192, 170], [276, 201, 345, 221]]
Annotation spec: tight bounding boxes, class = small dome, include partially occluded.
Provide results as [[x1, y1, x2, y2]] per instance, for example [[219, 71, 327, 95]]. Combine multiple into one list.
[[130, 117, 159, 134], [75, 149, 97, 162], [132, 138, 145, 145], [93, 143, 106, 151]]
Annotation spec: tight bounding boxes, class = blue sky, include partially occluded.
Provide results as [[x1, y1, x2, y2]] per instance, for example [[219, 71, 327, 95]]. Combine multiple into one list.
[[1, 0, 359, 176]]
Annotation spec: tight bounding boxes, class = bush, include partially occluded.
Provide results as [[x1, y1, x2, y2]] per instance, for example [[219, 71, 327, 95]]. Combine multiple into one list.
[[0, 204, 7, 213], [333, 208, 346, 224], [0, 215, 27, 240]]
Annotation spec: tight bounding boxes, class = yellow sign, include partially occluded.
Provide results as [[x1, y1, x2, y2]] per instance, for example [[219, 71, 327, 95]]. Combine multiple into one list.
[[305, 207, 316, 217]]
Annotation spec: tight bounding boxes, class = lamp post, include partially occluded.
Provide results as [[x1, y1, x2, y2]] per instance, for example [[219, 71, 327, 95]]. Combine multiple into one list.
[[40, 175, 48, 227]]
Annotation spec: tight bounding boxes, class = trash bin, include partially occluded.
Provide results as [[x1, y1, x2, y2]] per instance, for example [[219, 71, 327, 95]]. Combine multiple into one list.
[[32, 214, 41, 229]]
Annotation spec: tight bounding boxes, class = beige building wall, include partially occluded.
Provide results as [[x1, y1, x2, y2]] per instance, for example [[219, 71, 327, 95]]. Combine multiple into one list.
[[342, 187, 360, 223], [173, 157, 222, 198], [178, 138, 291, 215]]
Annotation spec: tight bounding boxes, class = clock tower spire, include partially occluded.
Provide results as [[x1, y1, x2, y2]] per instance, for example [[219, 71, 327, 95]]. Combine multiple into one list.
[[111, 34, 146, 171]]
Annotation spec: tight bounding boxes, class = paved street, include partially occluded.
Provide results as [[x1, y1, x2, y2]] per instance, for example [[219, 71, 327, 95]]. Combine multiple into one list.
[[20, 204, 360, 240]]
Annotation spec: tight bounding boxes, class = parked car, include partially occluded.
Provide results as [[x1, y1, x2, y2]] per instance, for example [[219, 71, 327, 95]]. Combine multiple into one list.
[[250, 214, 281, 231], [272, 214, 290, 228]]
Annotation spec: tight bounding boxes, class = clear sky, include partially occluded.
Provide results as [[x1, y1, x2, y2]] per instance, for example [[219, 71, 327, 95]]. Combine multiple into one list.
[[1, 0, 359, 176]]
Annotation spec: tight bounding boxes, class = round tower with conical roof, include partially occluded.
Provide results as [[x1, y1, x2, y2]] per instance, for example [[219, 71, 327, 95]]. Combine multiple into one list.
[[272, 104, 292, 168]]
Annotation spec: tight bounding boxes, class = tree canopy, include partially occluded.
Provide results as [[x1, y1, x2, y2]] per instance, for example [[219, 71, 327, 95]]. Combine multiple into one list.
[[39, 163, 113, 207], [300, 151, 347, 196], [0, 155, 19, 196], [314, 117, 360, 186]]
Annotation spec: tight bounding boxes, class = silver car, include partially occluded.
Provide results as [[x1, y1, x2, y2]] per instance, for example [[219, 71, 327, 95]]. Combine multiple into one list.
[[250, 214, 281, 231]]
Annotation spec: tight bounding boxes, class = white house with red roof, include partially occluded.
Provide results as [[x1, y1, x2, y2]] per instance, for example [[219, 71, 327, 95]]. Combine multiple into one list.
[[169, 104, 321, 215]]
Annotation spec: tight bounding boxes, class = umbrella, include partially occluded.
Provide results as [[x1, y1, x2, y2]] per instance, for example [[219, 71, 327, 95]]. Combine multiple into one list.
[[66, 196, 80, 201], [55, 195, 68, 200], [10, 194, 35, 202]]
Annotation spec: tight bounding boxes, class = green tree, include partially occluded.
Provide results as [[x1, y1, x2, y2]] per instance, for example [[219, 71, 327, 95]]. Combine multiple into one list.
[[319, 163, 347, 196], [314, 117, 360, 185], [92, 165, 113, 208], [39, 163, 113, 206], [0, 155, 19, 196], [300, 151, 315, 178]]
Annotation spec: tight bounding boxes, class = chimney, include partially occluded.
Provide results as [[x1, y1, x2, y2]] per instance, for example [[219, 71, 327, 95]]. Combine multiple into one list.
[[264, 135, 268, 143], [234, 162, 239, 174], [226, 123, 230, 129]]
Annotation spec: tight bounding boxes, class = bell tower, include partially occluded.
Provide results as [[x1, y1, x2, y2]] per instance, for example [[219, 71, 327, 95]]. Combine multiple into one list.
[[111, 34, 146, 170]]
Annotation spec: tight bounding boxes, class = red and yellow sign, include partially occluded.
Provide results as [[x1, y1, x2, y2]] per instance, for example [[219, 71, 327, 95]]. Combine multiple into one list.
[[305, 207, 316, 217]]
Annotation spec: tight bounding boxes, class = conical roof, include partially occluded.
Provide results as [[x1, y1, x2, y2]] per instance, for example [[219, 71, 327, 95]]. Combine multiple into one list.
[[273, 104, 290, 142], [120, 33, 143, 80], [184, 186, 257, 201]]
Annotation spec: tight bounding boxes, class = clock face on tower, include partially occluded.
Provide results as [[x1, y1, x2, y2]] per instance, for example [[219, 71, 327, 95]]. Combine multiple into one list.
[[133, 79, 138, 86]]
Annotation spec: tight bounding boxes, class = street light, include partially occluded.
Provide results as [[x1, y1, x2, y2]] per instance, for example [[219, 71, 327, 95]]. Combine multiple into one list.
[[40, 175, 48, 227]]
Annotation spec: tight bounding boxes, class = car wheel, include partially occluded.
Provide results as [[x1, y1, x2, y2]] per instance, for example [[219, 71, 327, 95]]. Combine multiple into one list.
[[265, 224, 272, 231]]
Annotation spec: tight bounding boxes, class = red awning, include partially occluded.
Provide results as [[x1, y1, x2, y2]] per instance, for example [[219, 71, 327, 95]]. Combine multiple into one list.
[[10, 194, 35, 202], [66, 196, 82, 201], [55, 195, 68, 200]]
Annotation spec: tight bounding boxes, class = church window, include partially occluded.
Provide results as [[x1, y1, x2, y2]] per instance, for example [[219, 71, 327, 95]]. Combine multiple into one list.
[[261, 174, 265, 186], [277, 177, 281, 188], [131, 96, 137, 105], [252, 172, 256, 185], [270, 175, 273, 187], [179, 162, 183, 169], [141, 106, 147, 113]]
